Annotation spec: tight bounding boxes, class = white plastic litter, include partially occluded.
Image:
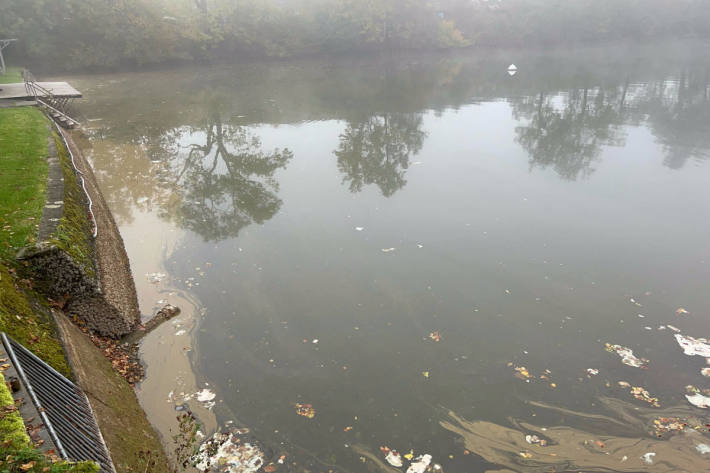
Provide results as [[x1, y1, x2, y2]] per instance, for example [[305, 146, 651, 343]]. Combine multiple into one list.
[[675, 334, 710, 357], [385, 451, 403, 467], [406, 454, 432, 473], [686, 393, 710, 409]]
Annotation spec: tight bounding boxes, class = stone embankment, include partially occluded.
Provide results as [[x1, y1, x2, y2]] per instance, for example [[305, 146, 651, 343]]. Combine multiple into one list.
[[17, 126, 139, 338]]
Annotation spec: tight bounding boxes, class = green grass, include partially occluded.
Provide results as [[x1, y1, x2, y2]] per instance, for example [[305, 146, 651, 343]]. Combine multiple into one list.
[[0, 108, 48, 260], [0, 66, 23, 84], [48, 135, 96, 279], [0, 373, 30, 447], [0, 263, 72, 377]]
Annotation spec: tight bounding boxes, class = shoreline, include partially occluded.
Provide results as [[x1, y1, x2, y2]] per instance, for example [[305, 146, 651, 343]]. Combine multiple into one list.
[[55, 129, 173, 472], [71, 132, 219, 462]]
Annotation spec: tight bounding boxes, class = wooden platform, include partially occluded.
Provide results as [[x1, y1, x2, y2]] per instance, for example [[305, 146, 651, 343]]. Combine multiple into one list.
[[0, 81, 82, 100]]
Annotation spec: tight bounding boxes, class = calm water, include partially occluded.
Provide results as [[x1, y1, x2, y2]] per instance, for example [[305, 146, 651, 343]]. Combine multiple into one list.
[[63, 42, 710, 472]]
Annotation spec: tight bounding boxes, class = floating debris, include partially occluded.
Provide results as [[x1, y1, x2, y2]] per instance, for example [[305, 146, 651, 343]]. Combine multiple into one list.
[[422, 371, 430, 378], [295, 403, 315, 418], [653, 417, 687, 436], [146, 272, 167, 283], [355, 227, 364, 231], [667, 325, 681, 332], [702, 368, 710, 377], [384, 450, 402, 467], [697, 444, 710, 455], [403, 450, 414, 460], [428, 331, 441, 342], [518, 452, 532, 459], [686, 393, 710, 409], [605, 344, 648, 368], [513, 365, 533, 381], [525, 435, 547, 446], [193, 432, 264, 473], [675, 334, 710, 357], [640, 452, 656, 464], [586, 368, 599, 377], [196, 388, 217, 410], [676, 307, 689, 315], [381, 248, 396, 253], [406, 454, 432, 473], [629, 386, 660, 407]]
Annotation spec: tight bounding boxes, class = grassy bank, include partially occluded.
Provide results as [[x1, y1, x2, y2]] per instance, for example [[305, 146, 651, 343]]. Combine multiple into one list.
[[49, 134, 96, 279], [0, 263, 72, 377], [0, 107, 48, 260], [0, 67, 23, 84], [1, 104, 171, 473], [0, 107, 69, 376]]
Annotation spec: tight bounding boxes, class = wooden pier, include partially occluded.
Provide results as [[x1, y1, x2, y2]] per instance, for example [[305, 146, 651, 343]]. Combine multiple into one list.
[[0, 81, 82, 100]]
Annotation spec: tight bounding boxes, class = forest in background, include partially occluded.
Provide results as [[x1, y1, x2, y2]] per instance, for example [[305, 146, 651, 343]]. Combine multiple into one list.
[[1, 0, 710, 71]]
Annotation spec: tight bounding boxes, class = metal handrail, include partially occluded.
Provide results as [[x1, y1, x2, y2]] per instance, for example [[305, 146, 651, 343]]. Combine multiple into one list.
[[23, 70, 80, 126], [22, 69, 96, 238]]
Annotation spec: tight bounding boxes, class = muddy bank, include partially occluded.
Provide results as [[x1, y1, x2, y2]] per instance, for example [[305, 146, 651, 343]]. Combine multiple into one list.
[[54, 311, 171, 473]]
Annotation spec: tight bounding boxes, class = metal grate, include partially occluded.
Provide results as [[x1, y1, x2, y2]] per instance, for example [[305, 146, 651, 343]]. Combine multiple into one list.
[[1, 333, 115, 473]]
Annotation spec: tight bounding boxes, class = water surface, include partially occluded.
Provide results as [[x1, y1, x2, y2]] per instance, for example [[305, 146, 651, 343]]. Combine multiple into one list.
[[64, 42, 710, 472]]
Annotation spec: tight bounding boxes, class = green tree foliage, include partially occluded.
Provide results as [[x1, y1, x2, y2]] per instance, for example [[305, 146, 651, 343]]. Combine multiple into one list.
[[1, 0, 709, 70]]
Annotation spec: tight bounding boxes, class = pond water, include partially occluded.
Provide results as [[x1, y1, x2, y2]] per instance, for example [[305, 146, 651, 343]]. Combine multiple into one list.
[[62, 41, 710, 472]]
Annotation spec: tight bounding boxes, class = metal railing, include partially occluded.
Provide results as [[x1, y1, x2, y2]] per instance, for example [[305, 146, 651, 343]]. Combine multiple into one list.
[[21, 69, 97, 238], [23, 69, 81, 127]]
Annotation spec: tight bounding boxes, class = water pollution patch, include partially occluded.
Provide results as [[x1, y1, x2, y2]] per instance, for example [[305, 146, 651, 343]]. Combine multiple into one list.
[[193, 431, 265, 473]]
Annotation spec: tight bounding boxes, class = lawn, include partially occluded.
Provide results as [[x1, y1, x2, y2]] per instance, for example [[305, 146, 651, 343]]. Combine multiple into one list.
[[0, 107, 48, 260], [0, 66, 23, 84]]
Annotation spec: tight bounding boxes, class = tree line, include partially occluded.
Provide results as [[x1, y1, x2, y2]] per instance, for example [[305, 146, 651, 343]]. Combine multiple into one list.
[[1, 0, 710, 71]]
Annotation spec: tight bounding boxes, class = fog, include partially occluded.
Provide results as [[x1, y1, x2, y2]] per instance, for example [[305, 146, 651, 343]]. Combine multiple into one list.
[[2, 0, 710, 71]]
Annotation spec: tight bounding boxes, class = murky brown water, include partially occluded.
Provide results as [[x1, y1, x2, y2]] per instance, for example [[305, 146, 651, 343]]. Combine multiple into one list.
[[58, 41, 710, 472]]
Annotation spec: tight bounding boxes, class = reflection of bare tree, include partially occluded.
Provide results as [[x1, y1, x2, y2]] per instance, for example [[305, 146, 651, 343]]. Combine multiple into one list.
[[512, 87, 627, 180], [335, 113, 426, 197], [163, 110, 293, 241]]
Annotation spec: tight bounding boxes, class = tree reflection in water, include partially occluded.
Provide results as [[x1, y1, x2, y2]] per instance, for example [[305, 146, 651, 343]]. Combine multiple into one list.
[[512, 87, 627, 180], [165, 110, 293, 241], [640, 68, 710, 169], [335, 113, 426, 197], [512, 68, 709, 180]]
